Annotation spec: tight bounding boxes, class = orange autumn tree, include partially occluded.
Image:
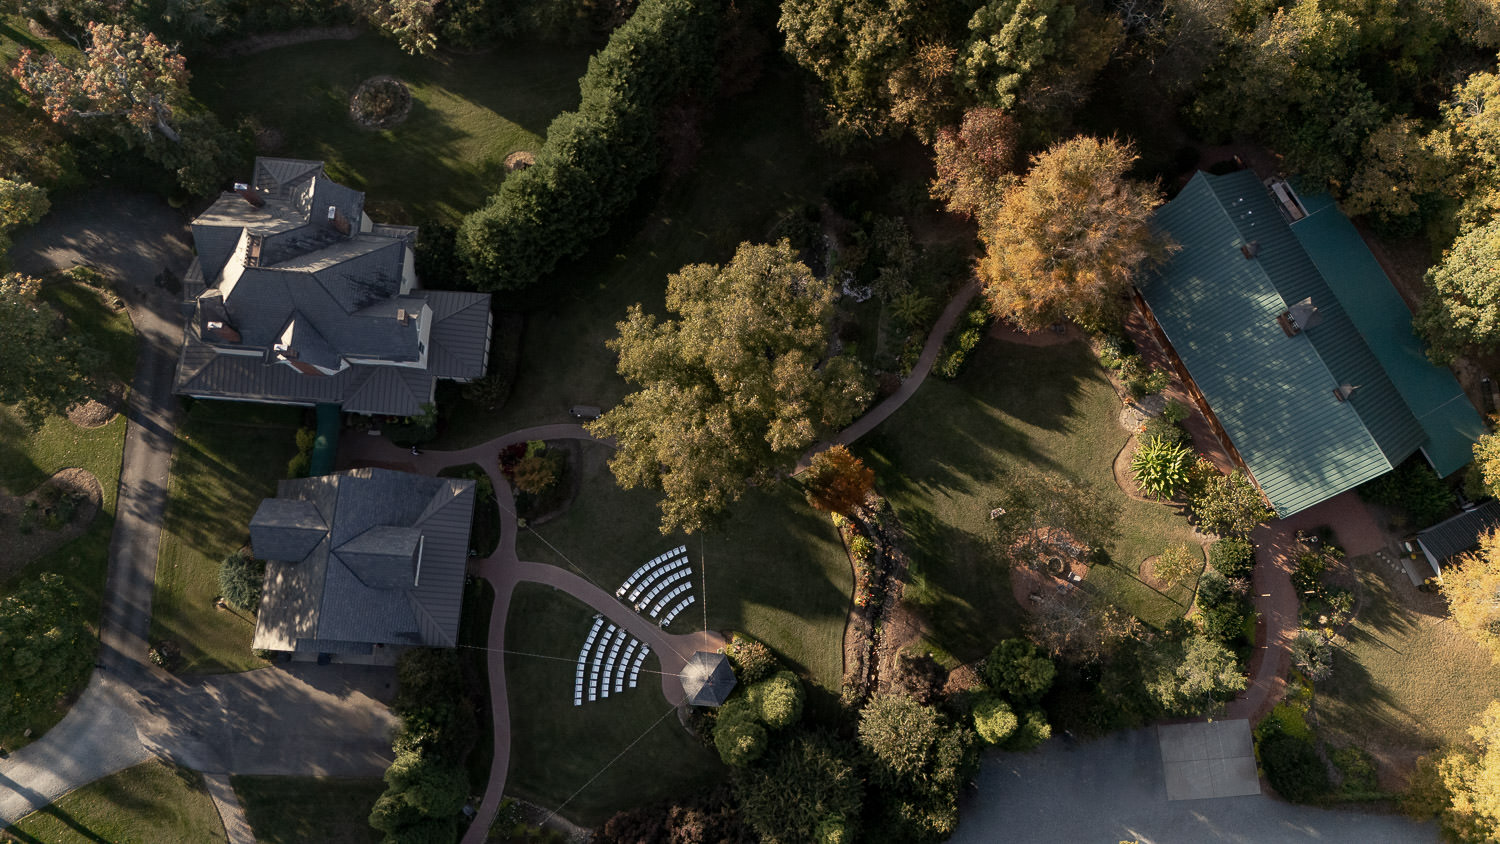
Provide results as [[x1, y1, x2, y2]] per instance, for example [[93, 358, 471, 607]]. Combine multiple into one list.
[[977, 135, 1167, 332], [803, 445, 875, 515]]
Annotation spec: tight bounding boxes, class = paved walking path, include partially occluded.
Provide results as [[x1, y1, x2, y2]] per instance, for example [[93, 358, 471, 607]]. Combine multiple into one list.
[[796, 280, 979, 471], [202, 773, 256, 844]]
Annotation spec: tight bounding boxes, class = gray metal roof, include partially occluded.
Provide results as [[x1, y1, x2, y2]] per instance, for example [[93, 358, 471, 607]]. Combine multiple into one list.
[[252, 468, 475, 652], [680, 651, 737, 707], [1417, 501, 1500, 564], [423, 291, 491, 379], [179, 158, 490, 416], [248, 498, 327, 563]]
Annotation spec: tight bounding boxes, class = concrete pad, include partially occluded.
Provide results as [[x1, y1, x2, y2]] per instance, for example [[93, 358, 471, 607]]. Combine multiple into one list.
[[1159, 720, 1260, 801]]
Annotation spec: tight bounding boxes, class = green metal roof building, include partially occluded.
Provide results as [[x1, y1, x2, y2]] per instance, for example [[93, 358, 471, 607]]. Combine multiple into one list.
[[1137, 170, 1484, 517]]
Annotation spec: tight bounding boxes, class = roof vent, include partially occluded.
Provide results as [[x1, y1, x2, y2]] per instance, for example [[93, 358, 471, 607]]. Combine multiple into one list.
[[1333, 384, 1359, 402], [397, 308, 409, 325], [233, 183, 265, 208], [1240, 240, 1260, 259], [1287, 297, 1321, 331]]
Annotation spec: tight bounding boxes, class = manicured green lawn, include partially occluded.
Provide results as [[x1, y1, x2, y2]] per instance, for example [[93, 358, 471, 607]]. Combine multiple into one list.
[[858, 335, 1205, 663], [230, 775, 385, 844], [1317, 560, 1500, 784], [438, 67, 832, 447], [192, 35, 593, 225], [151, 401, 302, 673], [516, 442, 852, 701], [503, 583, 721, 826], [6, 760, 225, 844], [460, 577, 496, 792]]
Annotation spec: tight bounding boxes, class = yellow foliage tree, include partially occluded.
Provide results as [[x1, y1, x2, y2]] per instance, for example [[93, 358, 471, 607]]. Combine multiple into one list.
[[1442, 529, 1500, 661], [976, 135, 1166, 332], [1413, 701, 1500, 842]]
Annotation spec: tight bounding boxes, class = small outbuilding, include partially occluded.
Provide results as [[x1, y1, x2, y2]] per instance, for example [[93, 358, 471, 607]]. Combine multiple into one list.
[[1415, 501, 1500, 579], [679, 651, 737, 707]]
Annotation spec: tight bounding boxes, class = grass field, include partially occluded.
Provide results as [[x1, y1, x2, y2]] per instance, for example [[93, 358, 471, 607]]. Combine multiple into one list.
[[438, 67, 833, 447], [1317, 559, 1500, 786], [151, 401, 302, 673], [516, 442, 853, 700], [460, 577, 496, 793], [502, 582, 721, 826], [4, 760, 225, 844], [231, 776, 385, 844], [193, 35, 593, 225], [858, 335, 1206, 664]]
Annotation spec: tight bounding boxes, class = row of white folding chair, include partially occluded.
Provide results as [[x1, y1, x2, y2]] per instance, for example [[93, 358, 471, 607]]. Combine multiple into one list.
[[589, 624, 617, 701], [636, 567, 690, 610], [600, 629, 627, 698], [574, 617, 606, 706], [616, 545, 688, 595], [629, 645, 650, 688], [616, 640, 640, 694], [660, 594, 696, 628], [626, 556, 689, 602], [651, 583, 691, 618]]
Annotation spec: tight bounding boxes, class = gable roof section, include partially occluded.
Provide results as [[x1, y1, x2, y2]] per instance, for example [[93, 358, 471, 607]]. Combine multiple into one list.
[[1290, 192, 1486, 477], [249, 498, 327, 563], [1418, 501, 1500, 565], [254, 157, 324, 199], [252, 468, 475, 652], [1139, 171, 1426, 516], [422, 291, 491, 379]]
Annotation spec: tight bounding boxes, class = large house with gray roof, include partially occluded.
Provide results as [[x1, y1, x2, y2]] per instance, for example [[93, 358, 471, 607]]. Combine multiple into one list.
[[249, 467, 475, 657], [175, 158, 492, 417], [1137, 169, 1485, 517]]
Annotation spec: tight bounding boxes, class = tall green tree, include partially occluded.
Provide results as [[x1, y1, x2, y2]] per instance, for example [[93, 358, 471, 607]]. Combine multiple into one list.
[[1415, 218, 1500, 363], [955, 0, 1075, 110], [858, 694, 978, 843], [0, 274, 103, 427], [589, 240, 871, 533], [0, 573, 94, 737], [1143, 633, 1246, 716], [977, 136, 1164, 332]]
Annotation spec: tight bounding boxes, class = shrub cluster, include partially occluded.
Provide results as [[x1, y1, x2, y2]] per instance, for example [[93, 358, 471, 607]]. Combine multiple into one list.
[[1195, 569, 1252, 647], [934, 303, 991, 378], [1358, 459, 1456, 530], [286, 426, 315, 479], [369, 649, 477, 843], [458, 0, 722, 290], [712, 669, 807, 766], [973, 639, 1055, 751], [1258, 727, 1330, 803], [724, 634, 777, 685], [1208, 537, 1254, 581], [218, 549, 265, 613]]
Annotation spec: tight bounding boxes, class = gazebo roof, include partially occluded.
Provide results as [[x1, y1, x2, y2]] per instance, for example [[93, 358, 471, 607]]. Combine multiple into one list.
[[679, 651, 737, 707]]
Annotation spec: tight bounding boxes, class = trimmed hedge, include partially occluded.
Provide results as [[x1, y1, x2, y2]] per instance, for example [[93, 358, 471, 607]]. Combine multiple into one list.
[[458, 0, 722, 290]]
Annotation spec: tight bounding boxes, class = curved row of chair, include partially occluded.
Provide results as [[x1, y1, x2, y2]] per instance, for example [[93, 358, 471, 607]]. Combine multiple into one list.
[[659, 594, 695, 628], [573, 616, 647, 706], [616, 546, 688, 599]]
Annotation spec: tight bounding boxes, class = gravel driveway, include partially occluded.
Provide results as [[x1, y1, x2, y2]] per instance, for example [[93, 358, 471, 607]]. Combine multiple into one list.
[[951, 729, 1440, 844]]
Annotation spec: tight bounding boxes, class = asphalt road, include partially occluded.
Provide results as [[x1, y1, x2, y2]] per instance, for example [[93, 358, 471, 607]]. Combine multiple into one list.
[[950, 728, 1440, 844]]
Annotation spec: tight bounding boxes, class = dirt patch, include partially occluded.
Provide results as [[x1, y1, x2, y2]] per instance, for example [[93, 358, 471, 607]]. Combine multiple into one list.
[[989, 319, 1084, 347], [67, 380, 126, 428], [213, 24, 362, 57], [350, 75, 413, 131], [1138, 555, 1171, 592], [0, 469, 103, 581], [504, 151, 536, 172], [1112, 437, 1153, 502]]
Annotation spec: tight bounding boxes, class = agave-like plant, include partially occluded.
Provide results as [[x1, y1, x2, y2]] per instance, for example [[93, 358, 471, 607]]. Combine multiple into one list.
[[1131, 438, 1192, 500]]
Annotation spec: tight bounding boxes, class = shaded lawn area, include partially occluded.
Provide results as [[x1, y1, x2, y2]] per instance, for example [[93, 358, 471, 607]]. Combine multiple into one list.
[[5, 760, 225, 844], [503, 582, 721, 826], [438, 67, 833, 447], [230, 775, 385, 844], [858, 335, 1205, 664], [0, 277, 134, 748], [192, 35, 592, 225], [460, 577, 496, 793], [151, 401, 302, 673], [516, 442, 853, 703], [1316, 560, 1500, 786]]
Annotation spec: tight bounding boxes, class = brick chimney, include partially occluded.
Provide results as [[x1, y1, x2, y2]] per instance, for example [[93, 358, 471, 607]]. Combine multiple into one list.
[[327, 205, 351, 236], [233, 182, 265, 208]]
